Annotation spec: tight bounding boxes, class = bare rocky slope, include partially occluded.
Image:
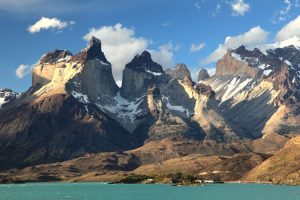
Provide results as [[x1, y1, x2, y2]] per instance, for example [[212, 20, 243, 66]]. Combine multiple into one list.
[[244, 136, 300, 185], [0, 38, 299, 184]]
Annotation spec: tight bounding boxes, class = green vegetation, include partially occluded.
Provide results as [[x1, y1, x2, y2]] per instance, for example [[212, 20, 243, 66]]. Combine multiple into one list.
[[117, 173, 203, 185], [118, 174, 153, 184]]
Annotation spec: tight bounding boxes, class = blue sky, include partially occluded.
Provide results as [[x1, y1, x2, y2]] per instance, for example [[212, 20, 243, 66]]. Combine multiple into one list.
[[1, 0, 300, 92]]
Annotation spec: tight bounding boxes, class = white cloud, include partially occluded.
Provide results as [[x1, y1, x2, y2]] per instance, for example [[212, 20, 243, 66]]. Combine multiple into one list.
[[206, 67, 216, 76], [190, 42, 205, 53], [28, 17, 75, 33], [15, 64, 34, 79], [275, 15, 300, 41], [202, 26, 268, 64], [83, 23, 177, 83], [230, 0, 250, 16], [150, 43, 179, 68], [276, 36, 300, 47], [273, 0, 292, 23]]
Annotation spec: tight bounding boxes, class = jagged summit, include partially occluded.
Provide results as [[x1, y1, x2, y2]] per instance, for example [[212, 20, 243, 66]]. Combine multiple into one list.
[[125, 50, 164, 74], [198, 68, 210, 81], [1, 38, 300, 184], [121, 51, 168, 99], [165, 63, 192, 80], [0, 89, 19, 108], [71, 36, 110, 64], [39, 49, 73, 64], [89, 36, 102, 46]]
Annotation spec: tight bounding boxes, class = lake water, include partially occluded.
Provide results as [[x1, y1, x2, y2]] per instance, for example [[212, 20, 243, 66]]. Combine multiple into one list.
[[0, 182, 299, 200]]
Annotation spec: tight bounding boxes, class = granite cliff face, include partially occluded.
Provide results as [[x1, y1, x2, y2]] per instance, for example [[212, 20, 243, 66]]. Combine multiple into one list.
[[0, 89, 19, 108], [244, 136, 300, 185], [165, 63, 192, 80], [0, 37, 133, 170], [215, 48, 262, 78], [198, 68, 210, 81], [0, 38, 299, 184], [121, 51, 168, 99], [204, 45, 300, 143]]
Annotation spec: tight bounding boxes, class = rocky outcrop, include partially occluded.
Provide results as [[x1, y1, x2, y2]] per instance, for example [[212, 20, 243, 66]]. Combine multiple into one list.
[[39, 49, 73, 64], [0, 94, 136, 170], [204, 45, 300, 139], [198, 68, 210, 81], [0, 89, 19, 108], [244, 136, 300, 185], [33, 50, 73, 86], [215, 49, 262, 78], [71, 36, 110, 64], [32, 37, 119, 106], [137, 86, 200, 142], [165, 63, 191, 80], [1, 36, 300, 183], [121, 51, 170, 99]]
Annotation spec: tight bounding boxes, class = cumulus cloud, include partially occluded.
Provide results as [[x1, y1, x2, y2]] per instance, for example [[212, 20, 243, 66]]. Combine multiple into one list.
[[275, 15, 300, 41], [83, 23, 178, 83], [28, 17, 75, 33], [15, 64, 34, 79], [202, 26, 268, 64], [230, 0, 250, 16], [190, 43, 205, 53], [150, 43, 179, 68]]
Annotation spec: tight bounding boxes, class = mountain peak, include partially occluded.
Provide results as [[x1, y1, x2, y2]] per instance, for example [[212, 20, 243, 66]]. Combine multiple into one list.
[[139, 51, 152, 60], [71, 36, 110, 64], [198, 68, 210, 81], [39, 49, 73, 64], [89, 36, 102, 46], [165, 63, 192, 80], [125, 51, 163, 73]]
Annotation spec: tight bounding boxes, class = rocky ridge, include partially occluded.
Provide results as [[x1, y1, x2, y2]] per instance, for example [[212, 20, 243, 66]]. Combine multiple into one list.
[[0, 38, 299, 184]]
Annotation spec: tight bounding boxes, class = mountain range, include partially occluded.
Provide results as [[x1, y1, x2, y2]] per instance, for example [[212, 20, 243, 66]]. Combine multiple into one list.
[[0, 36, 299, 185]]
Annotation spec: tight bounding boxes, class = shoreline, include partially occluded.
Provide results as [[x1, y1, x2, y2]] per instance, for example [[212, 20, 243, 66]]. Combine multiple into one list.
[[0, 179, 297, 186]]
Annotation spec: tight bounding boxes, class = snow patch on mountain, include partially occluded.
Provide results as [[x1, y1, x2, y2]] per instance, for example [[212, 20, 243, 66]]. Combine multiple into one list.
[[263, 70, 273, 76], [145, 69, 162, 76], [97, 92, 145, 123], [71, 91, 90, 112], [71, 91, 89, 104], [162, 96, 190, 117], [221, 77, 253, 102], [0, 89, 19, 108]]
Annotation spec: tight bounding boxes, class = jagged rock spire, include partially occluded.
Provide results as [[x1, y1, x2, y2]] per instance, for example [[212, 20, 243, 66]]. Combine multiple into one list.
[[71, 36, 110, 64], [125, 51, 164, 73]]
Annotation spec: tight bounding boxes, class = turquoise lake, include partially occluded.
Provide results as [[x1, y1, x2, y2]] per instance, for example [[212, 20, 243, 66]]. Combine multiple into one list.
[[0, 183, 299, 200]]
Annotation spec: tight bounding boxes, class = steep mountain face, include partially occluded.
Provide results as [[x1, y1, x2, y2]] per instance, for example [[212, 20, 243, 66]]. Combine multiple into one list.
[[0, 37, 299, 183], [215, 48, 262, 78], [142, 86, 201, 141], [0, 89, 19, 108], [203, 45, 300, 142], [198, 68, 210, 81], [121, 51, 169, 99], [165, 63, 192, 80], [244, 136, 300, 185], [0, 37, 136, 170], [0, 94, 136, 170]]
